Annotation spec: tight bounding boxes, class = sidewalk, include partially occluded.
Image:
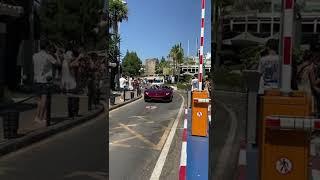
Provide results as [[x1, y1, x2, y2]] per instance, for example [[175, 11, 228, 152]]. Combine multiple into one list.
[[0, 90, 141, 156], [0, 94, 93, 142]]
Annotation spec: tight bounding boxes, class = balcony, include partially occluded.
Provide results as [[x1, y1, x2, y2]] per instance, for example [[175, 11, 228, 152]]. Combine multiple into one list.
[[0, 2, 24, 17]]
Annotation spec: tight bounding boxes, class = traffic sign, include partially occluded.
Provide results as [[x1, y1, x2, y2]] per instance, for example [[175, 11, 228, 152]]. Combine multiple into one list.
[[197, 112, 203, 117], [276, 157, 292, 175]]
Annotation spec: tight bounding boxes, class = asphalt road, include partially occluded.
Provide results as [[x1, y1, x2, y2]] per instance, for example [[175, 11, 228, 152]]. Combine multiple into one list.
[[109, 92, 184, 180], [210, 91, 247, 180], [0, 113, 108, 180]]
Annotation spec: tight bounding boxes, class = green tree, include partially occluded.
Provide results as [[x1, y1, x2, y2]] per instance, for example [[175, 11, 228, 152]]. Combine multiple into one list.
[[122, 51, 142, 76], [169, 43, 184, 76], [39, 0, 103, 49]]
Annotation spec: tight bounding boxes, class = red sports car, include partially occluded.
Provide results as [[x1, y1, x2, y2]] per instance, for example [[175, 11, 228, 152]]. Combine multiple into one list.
[[144, 85, 173, 102]]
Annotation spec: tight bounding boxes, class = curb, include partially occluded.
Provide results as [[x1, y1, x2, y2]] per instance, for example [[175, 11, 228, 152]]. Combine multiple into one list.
[[236, 140, 247, 180], [109, 95, 142, 111], [179, 108, 188, 180]]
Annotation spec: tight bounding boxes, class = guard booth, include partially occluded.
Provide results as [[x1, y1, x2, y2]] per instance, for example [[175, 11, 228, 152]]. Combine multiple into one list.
[[191, 90, 210, 137], [259, 90, 312, 180]]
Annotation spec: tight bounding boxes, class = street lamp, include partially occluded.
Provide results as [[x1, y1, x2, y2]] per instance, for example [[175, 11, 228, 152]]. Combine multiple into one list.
[[116, 0, 127, 91]]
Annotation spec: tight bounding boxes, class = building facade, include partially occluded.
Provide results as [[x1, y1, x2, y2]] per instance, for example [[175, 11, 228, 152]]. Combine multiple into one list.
[[179, 53, 211, 76], [222, 0, 320, 46], [144, 58, 157, 76]]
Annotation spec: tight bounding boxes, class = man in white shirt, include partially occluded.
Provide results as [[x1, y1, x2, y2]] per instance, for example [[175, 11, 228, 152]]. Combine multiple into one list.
[[119, 75, 127, 101], [258, 40, 280, 95], [33, 41, 59, 125], [191, 75, 199, 91]]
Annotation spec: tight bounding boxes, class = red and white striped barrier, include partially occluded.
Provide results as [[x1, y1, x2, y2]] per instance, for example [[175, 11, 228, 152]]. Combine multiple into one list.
[[179, 108, 188, 180], [265, 116, 320, 130], [208, 104, 211, 123], [237, 140, 247, 180], [193, 98, 211, 103], [281, 0, 294, 93], [198, 0, 205, 90]]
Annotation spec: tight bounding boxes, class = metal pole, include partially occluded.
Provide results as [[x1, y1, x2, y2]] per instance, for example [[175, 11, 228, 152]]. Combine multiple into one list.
[[0, 23, 6, 101], [198, 0, 206, 91], [271, 0, 274, 37], [280, 0, 294, 94]]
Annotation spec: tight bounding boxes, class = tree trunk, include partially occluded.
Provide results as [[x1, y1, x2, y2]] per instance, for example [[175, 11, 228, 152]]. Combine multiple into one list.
[[112, 15, 120, 91]]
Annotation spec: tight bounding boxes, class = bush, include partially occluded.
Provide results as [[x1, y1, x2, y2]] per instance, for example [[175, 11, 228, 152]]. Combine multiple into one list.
[[213, 67, 246, 92], [177, 82, 190, 90]]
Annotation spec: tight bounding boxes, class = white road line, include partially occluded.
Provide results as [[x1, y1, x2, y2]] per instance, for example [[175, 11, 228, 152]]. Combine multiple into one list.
[[180, 142, 187, 166], [184, 119, 187, 129], [149, 94, 185, 180], [214, 99, 238, 179], [238, 149, 247, 165]]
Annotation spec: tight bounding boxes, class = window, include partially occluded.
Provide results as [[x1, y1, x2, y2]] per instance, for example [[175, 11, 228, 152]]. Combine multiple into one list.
[[233, 24, 245, 32], [317, 24, 320, 33], [273, 23, 280, 33], [302, 24, 314, 33], [260, 23, 271, 33], [248, 24, 258, 33]]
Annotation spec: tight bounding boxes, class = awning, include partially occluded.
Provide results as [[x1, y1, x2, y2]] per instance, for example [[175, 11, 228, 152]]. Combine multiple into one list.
[[0, 2, 24, 17], [223, 32, 268, 45]]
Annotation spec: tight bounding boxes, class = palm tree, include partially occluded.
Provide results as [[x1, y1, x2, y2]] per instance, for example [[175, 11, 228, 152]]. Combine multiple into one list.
[[169, 43, 184, 80], [109, 0, 128, 90]]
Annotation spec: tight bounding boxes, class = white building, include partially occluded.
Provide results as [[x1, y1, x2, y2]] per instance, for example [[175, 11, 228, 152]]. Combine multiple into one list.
[[222, 0, 320, 46], [179, 52, 212, 76]]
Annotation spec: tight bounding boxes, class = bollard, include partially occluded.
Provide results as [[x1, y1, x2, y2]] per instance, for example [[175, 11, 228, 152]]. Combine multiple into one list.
[[123, 88, 126, 101], [46, 83, 52, 126], [2, 110, 19, 139], [187, 90, 192, 108], [110, 95, 115, 105], [131, 91, 134, 99]]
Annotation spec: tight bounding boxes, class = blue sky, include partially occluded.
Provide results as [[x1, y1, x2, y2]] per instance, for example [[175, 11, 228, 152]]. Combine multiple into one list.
[[120, 0, 211, 61]]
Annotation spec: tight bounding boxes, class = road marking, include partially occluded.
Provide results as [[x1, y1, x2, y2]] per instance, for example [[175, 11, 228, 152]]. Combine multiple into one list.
[[64, 171, 107, 180], [150, 94, 185, 180], [111, 136, 138, 144], [129, 116, 148, 121], [119, 123, 157, 148], [214, 99, 238, 179], [111, 129, 165, 145], [109, 143, 160, 151]]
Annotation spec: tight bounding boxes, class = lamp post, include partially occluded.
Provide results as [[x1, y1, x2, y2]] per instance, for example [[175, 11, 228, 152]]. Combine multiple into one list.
[[115, 0, 127, 91]]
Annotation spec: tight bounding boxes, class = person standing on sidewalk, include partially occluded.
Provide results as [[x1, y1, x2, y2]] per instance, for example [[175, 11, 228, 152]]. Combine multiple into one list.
[[87, 54, 97, 110], [309, 48, 320, 118], [119, 75, 127, 101], [33, 40, 60, 125], [204, 77, 211, 98], [258, 39, 280, 95], [61, 45, 83, 117], [297, 50, 315, 114], [191, 74, 199, 91]]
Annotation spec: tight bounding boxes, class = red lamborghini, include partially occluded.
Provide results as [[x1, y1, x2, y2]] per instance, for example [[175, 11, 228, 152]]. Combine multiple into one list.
[[144, 85, 173, 102]]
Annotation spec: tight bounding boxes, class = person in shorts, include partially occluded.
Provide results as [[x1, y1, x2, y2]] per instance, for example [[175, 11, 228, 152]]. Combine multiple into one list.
[[33, 41, 60, 125]]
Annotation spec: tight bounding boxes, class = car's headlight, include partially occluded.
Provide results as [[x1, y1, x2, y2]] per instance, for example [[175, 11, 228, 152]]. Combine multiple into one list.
[[145, 92, 149, 95], [165, 92, 170, 96]]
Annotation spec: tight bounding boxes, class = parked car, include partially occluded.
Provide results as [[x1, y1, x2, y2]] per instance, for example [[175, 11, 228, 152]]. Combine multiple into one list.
[[144, 85, 173, 102]]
